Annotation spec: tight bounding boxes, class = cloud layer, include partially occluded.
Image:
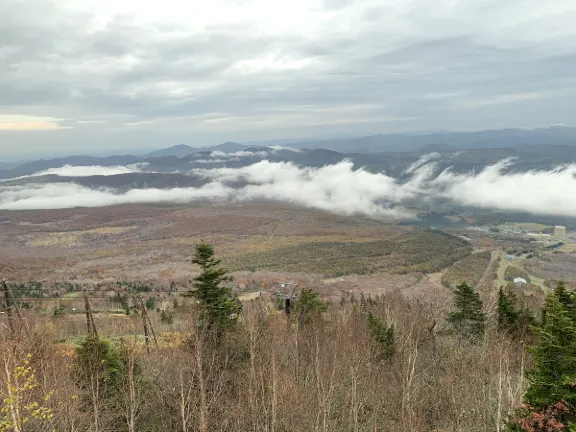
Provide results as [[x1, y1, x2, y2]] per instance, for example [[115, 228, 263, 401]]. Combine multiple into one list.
[[1, 158, 576, 219], [1, 0, 575, 157]]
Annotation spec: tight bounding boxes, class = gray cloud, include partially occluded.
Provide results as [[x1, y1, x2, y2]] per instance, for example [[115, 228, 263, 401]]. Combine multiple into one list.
[[1, 0, 575, 157]]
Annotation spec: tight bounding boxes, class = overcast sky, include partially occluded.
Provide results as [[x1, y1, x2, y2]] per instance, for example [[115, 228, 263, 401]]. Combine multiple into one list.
[[1, 0, 575, 159]]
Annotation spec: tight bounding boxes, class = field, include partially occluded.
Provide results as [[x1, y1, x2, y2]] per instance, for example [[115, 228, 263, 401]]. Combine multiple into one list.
[[441, 251, 492, 289], [223, 231, 471, 277], [0, 203, 408, 283]]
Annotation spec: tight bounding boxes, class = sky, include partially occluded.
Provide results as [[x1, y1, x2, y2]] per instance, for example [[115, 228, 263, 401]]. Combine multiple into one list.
[[1, 0, 576, 159]]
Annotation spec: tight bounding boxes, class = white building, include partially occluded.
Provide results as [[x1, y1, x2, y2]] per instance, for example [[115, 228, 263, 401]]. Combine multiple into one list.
[[514, 277, 527, 286], [554, 225, 567, 241]]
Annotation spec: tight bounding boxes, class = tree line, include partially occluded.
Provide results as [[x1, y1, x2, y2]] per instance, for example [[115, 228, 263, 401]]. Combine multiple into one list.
[[1, 243, 575, 431]]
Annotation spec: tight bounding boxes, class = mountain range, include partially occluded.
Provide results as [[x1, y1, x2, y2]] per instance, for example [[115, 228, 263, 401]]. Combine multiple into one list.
[[1, 126, 576, 183], [146, 141, 248, 158]]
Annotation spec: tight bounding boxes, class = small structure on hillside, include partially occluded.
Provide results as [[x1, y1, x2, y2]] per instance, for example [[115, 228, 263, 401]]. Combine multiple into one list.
[[505, 255, 515, 261], [554, 226, 567, 241], [275, 282, 299, 315], [514, 277, 527, 287]]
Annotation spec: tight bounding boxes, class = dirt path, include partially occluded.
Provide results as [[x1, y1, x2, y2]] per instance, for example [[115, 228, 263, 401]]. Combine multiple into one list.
[[269, 222, 279, 238], [238, 291, 266, 302]]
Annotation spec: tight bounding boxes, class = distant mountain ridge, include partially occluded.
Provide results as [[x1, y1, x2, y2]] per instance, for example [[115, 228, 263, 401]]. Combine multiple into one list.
[[146, 141, 247, 158], [1, 127, 576, 180], [290, 126, 576, 153], [0, 162, 19, 170]]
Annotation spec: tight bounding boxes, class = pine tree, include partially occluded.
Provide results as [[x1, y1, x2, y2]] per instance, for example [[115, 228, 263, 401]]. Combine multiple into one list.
[[524, 293, 576, 413], [498, 286, 535, 339], [294, 288, 327, 325], [184, 243, 242, 335], [554, 281, 572, 309], [367, 312, 395, 360], [498, 286, 518, 332], [446, 282, 486, 338]]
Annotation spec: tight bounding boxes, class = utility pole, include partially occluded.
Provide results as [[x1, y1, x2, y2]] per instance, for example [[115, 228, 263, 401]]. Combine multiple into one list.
[[2, 280, 15, 338], [84, 291, 98, 338], [139, 297, 151, 353], [139, 297, 158, 350]]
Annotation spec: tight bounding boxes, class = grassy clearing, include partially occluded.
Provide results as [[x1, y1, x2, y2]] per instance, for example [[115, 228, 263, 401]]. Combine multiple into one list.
[[222, 230, 471, 277], [441, 252, 492, 289]]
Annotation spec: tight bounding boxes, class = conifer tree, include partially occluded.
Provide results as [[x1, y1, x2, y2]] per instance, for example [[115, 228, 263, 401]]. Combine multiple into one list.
[[524, 293, 576, 412], [294, 288, 327, 325], [367, 312, 395, 360], [498, 286, 518, 332], [184, 243, 242, 335], [498, 286, 535, 338], [446, 282, 486, 338], [554, 281, 572, 309]]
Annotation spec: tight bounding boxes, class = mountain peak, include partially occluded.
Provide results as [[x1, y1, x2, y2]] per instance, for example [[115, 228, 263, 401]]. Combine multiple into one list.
[[147, 144, 195, 158]]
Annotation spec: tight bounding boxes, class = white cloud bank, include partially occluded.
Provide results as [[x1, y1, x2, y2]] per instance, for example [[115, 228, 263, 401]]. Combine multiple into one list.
[[0, 164, 145, 183], [1, 158, 576, 219]]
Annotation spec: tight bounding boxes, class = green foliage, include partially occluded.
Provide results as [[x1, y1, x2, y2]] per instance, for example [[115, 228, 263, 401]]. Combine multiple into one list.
[[114, 293, 131, 315], [441, 252, 491, 289], [8, 281, 45, 298], [367, 312, 395, 360], [75, 336, 126, 395], [498, 287, 518, 332], [446, 282, 486, 338], [116, 280, 153, 293], [145, 297, 155, 311], [53, 303, 68, 316], [505, 266, 531, 283], [555, 281, 574, 312], [526, 293, 576, 408], [184, 243, 242, 335], [160, 310, 173, 324], [222, 231, 471, 277], [0, 354, 54, 432], [497, 287, 535, 337], [293, 288, 328, 325]]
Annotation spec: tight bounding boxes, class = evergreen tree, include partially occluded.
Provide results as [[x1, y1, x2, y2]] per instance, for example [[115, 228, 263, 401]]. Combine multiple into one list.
[[446, 282, 486, 338], [554, 281, 572, 309], [524, 293, 576, 414], [555, 281, 576, 321], [184, 243, 242, 335], [498, 286, 535, 338], [294, 288, 327, 325], [498, 286, 518, 332], [367, 312, 395, 360]]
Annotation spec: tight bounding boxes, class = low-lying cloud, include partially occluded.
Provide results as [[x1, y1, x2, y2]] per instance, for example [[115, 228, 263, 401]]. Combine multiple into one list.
[[1, 158, 576, 219], [0, 165, 145, 183]]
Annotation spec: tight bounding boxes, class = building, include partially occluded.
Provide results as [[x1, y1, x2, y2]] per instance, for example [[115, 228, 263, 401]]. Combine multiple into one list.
[[554, 225, 567, 241], [514, 277, 527, 287]]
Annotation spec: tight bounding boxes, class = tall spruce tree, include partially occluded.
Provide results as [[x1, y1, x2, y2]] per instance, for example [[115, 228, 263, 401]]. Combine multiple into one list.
[[554, 281, 572, 308], [524, 293, 576, 411], [555, 281, 576, 321], [496, 287, 518, 331], [498, 286, 519, 333], [294, 288, 327, 325], [498, 286, 535, 338], [367, 312, 395, 360], [446, 281, 486, 338], [184, 243, 242, 335]]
